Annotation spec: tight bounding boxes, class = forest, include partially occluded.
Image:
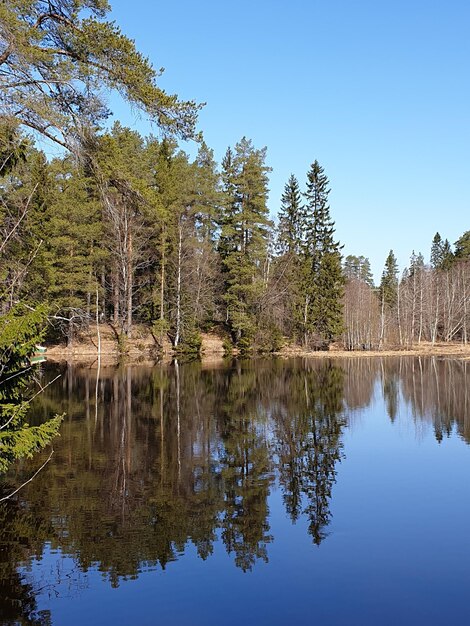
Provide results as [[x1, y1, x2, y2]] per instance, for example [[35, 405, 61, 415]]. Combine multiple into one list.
[[3, 119, 470, 355], [1, 0, 470, 474]]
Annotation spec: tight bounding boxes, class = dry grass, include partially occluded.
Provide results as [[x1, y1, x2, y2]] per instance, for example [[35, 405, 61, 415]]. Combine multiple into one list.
[[277, 340, 470, 359], [46, 325, 226, 363], [46, 328, 470, 364]]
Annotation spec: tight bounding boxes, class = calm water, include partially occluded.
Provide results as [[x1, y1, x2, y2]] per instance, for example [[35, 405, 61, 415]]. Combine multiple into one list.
[[1, 357, 470, 625]]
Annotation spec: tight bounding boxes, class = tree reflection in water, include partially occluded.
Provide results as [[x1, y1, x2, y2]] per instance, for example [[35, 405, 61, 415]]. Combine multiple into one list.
[[1, 356, 469, 609]]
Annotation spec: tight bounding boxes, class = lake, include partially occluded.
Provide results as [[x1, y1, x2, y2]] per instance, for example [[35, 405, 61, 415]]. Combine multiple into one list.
[[1, 357, 470, 625]]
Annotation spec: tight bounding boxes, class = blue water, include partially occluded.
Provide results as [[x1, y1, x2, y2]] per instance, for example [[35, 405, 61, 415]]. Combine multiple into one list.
[[2, 358, 470, 625]]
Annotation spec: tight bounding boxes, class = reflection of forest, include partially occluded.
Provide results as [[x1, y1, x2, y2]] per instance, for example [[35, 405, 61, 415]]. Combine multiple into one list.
[[1, 357, 468, 620], [342, 357, 470, 441], [397, 358, 470, 442]]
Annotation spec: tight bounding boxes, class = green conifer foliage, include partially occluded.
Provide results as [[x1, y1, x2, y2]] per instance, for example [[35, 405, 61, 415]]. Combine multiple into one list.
[[277, 174, 304, 255], [219, 138, 272, 352], [45, 157, 103, 341], [0, 0, 202, 149], [380, 250, 398, 308], [0, 305, 63, 475], [430, 232, 454, 269], [302, 161, 344, 347], [454, 231, 470, 260], [272, 174, 306, 340], [343, 255, 374, 286], [0, 131, 54, 309]]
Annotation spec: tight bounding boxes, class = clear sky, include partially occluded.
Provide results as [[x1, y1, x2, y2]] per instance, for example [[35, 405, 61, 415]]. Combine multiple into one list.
[[108, 0, 469, 282]]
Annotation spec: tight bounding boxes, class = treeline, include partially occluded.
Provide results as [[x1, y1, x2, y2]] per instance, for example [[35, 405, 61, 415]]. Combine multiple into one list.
[[3, 121, 470, 354], [1, 122, 345, 353], [344, 233, 470, 350]]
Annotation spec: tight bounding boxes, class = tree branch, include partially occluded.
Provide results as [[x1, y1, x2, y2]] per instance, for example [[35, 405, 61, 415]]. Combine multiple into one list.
[[0, 447, 54, 502]]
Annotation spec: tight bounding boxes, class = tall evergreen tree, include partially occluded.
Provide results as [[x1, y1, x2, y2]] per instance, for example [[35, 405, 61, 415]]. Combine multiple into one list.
[[430, 232, 443, 269], [44, 157, 103, 343], [380, 250, 398, 307], [430, 232, 453, 269], [219, 138, 272, 351], [277, 174, 304, 255], [272, 174, 306, 340], [218, 147, 239, 262], [0, 132, 54, 310], [301, 161, 344, 348], [148, 138, 196, 346]]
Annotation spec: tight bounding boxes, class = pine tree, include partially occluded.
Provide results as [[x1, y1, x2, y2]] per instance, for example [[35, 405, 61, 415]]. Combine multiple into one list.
[[1, 0, 201, 150], [301, 161, 344, 348], [148, 138, 196, 347], [95, 123, 153, 338], [193, 141, 221, 240], [219, 138, 272, 352], [343, 255, 374, 286], [188, 142, 221, 328]]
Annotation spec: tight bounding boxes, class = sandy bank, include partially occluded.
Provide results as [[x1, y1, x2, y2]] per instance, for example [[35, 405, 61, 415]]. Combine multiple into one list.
[[43, 324, 470, 365]]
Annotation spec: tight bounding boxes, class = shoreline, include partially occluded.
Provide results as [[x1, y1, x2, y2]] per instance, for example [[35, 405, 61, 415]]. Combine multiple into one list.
[[43, 326, 470, 365]]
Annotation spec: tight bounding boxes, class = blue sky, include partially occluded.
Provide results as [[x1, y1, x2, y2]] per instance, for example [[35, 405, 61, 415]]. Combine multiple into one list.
[[108, 0, 469, 282]]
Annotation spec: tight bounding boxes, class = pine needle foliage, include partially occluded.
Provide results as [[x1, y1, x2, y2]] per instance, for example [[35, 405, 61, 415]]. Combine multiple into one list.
[[0, 305, 63, 474]]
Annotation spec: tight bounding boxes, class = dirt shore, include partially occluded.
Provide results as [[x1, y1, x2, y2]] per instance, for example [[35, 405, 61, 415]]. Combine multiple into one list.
[[45, 325, 226, 365], [277, 342, 470, 360], [43, 324, 470, 364]]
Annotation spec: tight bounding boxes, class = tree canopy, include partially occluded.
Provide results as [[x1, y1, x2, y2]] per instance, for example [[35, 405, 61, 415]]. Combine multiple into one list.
[[0, 0, 202, 151]]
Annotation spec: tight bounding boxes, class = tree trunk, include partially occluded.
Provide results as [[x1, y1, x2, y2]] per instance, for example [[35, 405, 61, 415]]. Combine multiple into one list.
[[126, 226, 133, 338], [174, 221, 182, 347], [113, 265, 120, 325]]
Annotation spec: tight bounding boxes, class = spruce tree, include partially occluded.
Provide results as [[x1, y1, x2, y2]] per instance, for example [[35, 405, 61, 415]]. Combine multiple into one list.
[[193, 141, 221, 241], [430, 232, 443, 269], [380, 250, 398, 307], [302, 161, 344, 348], [218, 147, 239, 262], [45, 156, 103, 342], [277, 174, 304, 255], [430, 232, 454, 269], [272, 174, 305, 340], [0, 305, 63, 475], [408, 251, 425, 276]]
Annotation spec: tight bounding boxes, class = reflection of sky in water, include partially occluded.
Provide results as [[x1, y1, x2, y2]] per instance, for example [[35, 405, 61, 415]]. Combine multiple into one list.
[[4, 358, 470, 626]]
